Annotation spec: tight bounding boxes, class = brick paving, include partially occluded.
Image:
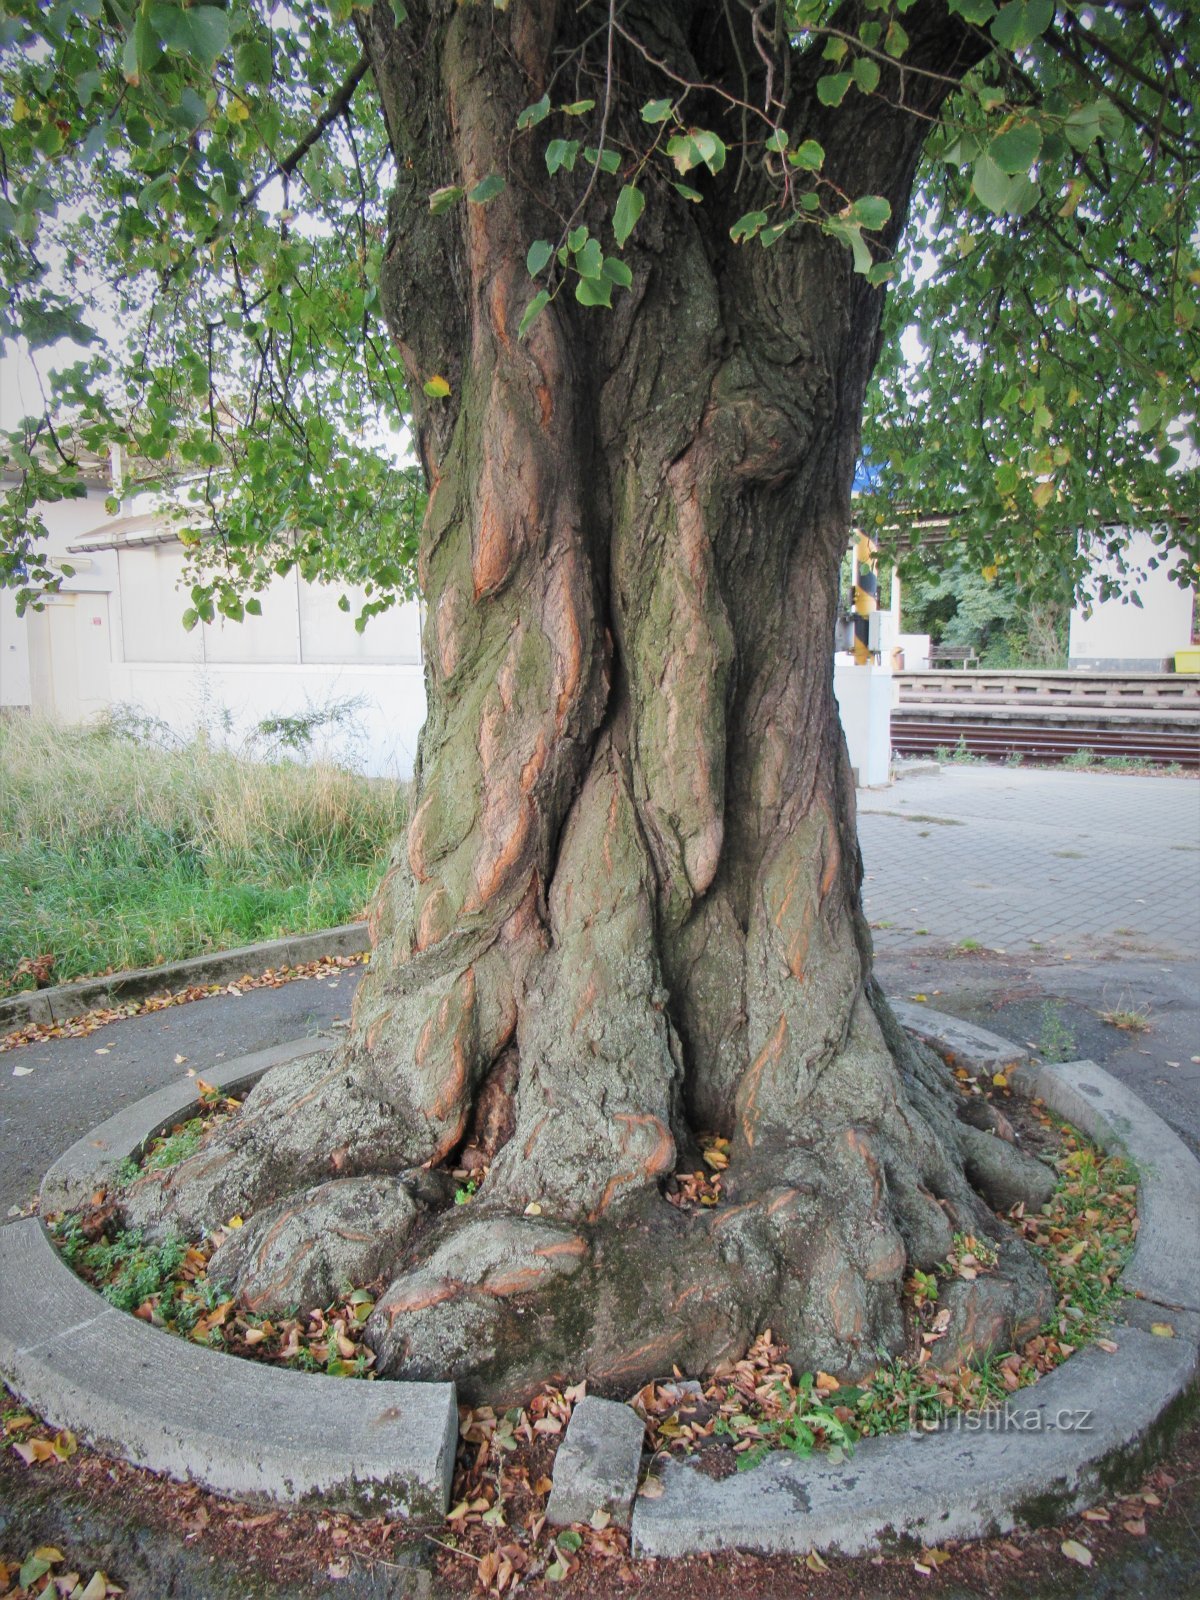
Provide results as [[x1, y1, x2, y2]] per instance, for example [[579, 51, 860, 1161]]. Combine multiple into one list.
[[859, 765, 1200, 957]]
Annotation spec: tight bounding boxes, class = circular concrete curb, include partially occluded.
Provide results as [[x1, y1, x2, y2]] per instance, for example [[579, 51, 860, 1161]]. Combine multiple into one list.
[[0, 1008, 1196, 1551], [0, 922, 370, 1032], [632, 1005, 1200, 1558], [0, 1037, 457, 1522]]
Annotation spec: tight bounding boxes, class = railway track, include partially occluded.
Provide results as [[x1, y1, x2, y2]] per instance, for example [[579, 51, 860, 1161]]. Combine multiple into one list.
[[890, 671, 1200, 767]]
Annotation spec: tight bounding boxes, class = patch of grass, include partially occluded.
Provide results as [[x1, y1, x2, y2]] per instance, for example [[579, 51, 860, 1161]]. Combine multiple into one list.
[[0, 716, 408, 998], [1099, 1005, 1153, 1034], [1038, 1002, 1077, 1064], [1061, 748, 1096, 769], [954, 937, 983, 953]]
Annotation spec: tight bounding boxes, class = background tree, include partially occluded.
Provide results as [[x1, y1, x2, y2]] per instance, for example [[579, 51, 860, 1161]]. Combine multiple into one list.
[[2, 0, 1196, 1400]]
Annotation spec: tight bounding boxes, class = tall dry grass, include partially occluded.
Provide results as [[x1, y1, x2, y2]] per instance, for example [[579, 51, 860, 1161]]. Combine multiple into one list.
[[0, 715, 409, 995]]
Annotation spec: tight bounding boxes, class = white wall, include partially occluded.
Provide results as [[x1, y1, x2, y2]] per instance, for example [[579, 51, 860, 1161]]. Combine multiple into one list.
[[833, 657, 893, 787], [1069, 530, 1196, 670], [1, 489, 429, 778]]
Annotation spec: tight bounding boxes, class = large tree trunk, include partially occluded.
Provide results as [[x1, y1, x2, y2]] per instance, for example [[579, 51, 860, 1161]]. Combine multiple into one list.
[[124, 0, 1052, 1400]]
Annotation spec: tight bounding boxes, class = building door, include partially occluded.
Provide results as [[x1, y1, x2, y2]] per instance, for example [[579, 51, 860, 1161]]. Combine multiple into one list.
[[27, 593, 112, 722]]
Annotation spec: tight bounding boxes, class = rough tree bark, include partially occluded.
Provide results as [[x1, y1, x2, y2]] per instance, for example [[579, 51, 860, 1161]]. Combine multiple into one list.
[[124, 0, 1053, 1401]]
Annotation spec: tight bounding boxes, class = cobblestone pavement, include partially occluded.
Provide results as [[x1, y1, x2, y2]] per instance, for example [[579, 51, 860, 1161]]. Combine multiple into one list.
[[863, 764, 1200, 1156], [859, 765, 1200, 957]]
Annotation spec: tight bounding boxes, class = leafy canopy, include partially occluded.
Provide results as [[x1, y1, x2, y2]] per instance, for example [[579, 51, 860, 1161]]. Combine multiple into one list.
[[1, 0, 1196, 621]]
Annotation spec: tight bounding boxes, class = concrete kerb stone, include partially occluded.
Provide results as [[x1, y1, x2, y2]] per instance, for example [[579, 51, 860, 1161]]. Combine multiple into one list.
[[0, 922, 371, 1032], [546, 1396, 645, 1529], [632, 1329, 1199, 1559], [630, 1006, 1200, 1558], [3, 1034, 458, 1521], [1009, 1058, 1200, 1316], [888, 998, 1029, 1073], [0, 1219, 457, 1520], [39, 1036, 335, 1216]]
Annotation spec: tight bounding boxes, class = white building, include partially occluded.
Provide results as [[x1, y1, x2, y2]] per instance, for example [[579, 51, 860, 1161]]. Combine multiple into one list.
[[0, 480, 428, 778], [1068, 527, 1198, 672]]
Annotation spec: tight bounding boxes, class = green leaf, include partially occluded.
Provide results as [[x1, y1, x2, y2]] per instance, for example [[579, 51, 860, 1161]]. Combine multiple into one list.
[[853, 57, 880, 94], [18, 1557, 52, 1590], [526, 238, 553, 276], [884, 20, 909, 57], [601, 256, 632, 288], [827, 218, 873, 275], [234, 36, 272, 86], [991, 0, 1054, 53], [850, 195, 892, 231], [988, 120, 1042, 174], [691, 130, 726, 174], [672, 182, 703, 202], [666, 135, 699, 175], [948, 0, 996, 20], [575, 275, 612, 307], [759, 219, 795, 247], [545, 139, 580, 175], [428, 185, 464, 215], [574, 237, 603, 279], [181, 607, 199, 631], [518, 289, 550, 337], [789, 139, 825, 171], [180, 6, 230, 67], [765, 128, 788, 154], [423, 375, 451, 398], [567, 226, 588, 253], [612, 184, 645, 248], [561, 99, 595, 116], [586, 146, 621, 174], [467, 173, 505, 204], [641, 98, 674, 123], [971, 153, 1016, 214], [557, 1530, 584, 1553], [816, 73, 853, 107], [516, 94, 550, 130], [730, 210, 769, 244], [391, 1, 408, 22]]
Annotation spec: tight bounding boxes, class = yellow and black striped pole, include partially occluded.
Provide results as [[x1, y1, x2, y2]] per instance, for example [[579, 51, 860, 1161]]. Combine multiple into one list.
[[853, 532, 878, 665]]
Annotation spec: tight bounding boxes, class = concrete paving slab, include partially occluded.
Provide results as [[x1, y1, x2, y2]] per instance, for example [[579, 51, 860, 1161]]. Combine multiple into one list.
[[0, 1217, 457, 1519], [39, 1037, 333, 1215], [860, 766, 1200, 957], [546, 1397, 645, 1529]]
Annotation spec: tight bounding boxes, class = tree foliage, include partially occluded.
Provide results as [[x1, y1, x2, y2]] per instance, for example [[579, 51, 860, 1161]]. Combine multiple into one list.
[[1, 0, 1197, 620]]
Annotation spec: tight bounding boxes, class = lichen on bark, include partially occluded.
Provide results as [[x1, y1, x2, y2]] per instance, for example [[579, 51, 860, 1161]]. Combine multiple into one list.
[[123, 0, 1055, 1403]]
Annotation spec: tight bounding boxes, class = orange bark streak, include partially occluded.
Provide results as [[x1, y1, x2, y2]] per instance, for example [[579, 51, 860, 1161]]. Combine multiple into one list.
[[523, 1114, 549, 1160], [571, 977, 597, 1032], [614, 1113, 675, 1178], [385, 1280, 460, 1322], [473, 497, 513, 599], [534, 1237, 588, 1260], [739, 1014, 788, 1149]]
